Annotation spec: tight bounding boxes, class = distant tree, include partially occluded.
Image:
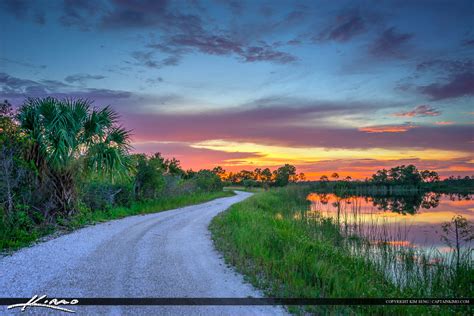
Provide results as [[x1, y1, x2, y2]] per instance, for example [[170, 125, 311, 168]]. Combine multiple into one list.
[[344, 176, 352, 181], [274, 164, 297, 187], [260, 168, 272, 183], [320, 175, 329, 182], [253, 168, 262, 181], [331, 172, 339, 180], [260, 168, 273, 189], [371, 169, 388, 183], [238, 170, 254, 183], [165, 157, 184, 176], [193, 169, 223, 192], [398, 165, 422, 185], [420, 170, 440, 183], [17, 97, 131, 215], [212, 166, 226, 179], [298, 172, 306, 182]]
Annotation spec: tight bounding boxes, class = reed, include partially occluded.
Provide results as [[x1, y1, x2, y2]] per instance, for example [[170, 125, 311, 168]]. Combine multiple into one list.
[[210, 185, 473, 315]]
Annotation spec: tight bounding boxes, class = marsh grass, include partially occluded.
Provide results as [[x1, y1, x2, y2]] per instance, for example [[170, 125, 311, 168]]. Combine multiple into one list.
[[1, 190, 234, 252], [210, 185, 472, 315], [224, 186, 264, 193]]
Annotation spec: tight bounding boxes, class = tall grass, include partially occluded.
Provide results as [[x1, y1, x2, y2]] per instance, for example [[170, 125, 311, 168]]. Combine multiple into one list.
[[210, 186, 472, 314], [1, 190, 234, 252], [309, 194, 473, 298]]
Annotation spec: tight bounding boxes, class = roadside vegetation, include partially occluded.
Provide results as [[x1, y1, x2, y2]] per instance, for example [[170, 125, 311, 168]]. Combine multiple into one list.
[[0, 98, 231, 252], [210, 186, 473, 315]]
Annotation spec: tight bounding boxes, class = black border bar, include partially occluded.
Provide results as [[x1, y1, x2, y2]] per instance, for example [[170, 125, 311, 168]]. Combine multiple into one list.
[[0, 298, 472, 306]]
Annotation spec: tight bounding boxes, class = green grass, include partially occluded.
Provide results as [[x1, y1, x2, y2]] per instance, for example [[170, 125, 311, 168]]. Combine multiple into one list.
[[224, 186, 264, 193], [210, 186, 472, 315], [1, 190, 234, 253]]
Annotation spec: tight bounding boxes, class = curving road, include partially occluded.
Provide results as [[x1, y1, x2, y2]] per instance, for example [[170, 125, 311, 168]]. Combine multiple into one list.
[[0, 191, 287, 315]]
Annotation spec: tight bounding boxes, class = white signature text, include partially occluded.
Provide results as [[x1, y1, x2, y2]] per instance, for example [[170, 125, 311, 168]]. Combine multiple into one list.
[[7, 295, 78, 313]]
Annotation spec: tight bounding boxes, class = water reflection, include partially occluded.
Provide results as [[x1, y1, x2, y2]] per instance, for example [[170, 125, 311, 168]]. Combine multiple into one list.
[[306, 192, 474, 251]]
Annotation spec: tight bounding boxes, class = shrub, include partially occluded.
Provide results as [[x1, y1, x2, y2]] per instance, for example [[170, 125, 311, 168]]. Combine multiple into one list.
[[192, 169, 223, 192], [133, 155, 165, 200], [81, 181, 134, 210]]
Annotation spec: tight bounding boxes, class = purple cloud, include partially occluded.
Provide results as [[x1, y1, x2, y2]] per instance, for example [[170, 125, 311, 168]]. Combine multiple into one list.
[[462, 38, 474, 46], [0, 72, 130, 106], [151, 33, 297, 65], [121, 103, 472, 153], [416, 59, 474, 74], [64, 74, 106, 84], [369, 27, 413, 58], [418, 72, 474, 100], [317, 9, 366, 42]]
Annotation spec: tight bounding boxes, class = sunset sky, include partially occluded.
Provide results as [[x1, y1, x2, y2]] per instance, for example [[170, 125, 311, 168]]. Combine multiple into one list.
[[1, 0, 473, 179]]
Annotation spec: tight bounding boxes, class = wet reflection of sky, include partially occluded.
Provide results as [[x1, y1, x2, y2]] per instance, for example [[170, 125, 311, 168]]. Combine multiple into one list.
[[306, 193, 474, 251]]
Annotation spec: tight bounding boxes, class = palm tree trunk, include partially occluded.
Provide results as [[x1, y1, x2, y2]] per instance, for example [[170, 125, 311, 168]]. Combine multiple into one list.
[[49, 170, 76, 217]]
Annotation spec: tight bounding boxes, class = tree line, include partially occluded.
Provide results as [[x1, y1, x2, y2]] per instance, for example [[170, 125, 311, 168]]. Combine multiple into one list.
[[315, 165, 473, 195], [212, 164, 306, 188]]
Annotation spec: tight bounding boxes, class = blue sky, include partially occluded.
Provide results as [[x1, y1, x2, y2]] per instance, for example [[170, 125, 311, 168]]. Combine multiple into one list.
[[1, 0, 473, 178]]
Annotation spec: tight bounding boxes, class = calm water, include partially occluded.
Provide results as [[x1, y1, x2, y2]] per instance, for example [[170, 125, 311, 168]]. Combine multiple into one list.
[[306, 192, 473, 253]]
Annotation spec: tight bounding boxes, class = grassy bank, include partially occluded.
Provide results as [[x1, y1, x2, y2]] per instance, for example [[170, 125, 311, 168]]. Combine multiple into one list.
[[1, 190, 234, 252], [210, 186, 472, 315], [224, 186, 264, 193]]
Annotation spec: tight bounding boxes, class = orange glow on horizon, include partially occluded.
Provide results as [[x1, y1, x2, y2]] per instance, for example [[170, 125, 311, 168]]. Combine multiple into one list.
[[131, 139, 474, 180]]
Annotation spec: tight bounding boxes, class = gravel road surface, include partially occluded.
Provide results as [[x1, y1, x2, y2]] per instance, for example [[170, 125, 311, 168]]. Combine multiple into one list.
[[0, 191, 287, 315]]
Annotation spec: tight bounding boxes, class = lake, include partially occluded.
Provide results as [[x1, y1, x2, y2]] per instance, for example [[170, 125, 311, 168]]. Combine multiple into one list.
[[306, 192, 473, 254]]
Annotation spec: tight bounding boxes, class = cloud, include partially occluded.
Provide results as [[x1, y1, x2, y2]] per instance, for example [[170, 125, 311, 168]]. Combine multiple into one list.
[[369, 27, 413, 58], [59, 0, 106, 30], [0, 72, 130, 106], [130, 51, 161, 68], [358, 123, 417, 133], [64, 73, 106, 84], [146, 77, 164, 85], [0, 0, 46, 25], [462, 38, 474, 46], [418, 71, 474, 100], [393, 105, 440, 117], [50, 0, 298, 66], [435, 121, 454, 125], [151, 33, 297, 65], [1, 0, 29, 18], [0, 58, 47, 70], [121, 104, 472, 152], [316, 9, 366, 42], [1, 71, 471, 155], [416, 59, 474, 74]]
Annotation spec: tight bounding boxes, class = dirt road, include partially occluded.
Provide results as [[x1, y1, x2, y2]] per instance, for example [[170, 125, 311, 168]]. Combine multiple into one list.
[[0, 191, 287, 315]]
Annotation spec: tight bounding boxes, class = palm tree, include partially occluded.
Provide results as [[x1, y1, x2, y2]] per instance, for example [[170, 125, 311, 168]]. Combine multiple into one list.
[[18, 97, 131, 216]]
